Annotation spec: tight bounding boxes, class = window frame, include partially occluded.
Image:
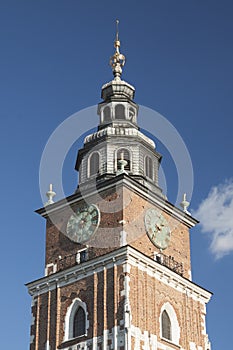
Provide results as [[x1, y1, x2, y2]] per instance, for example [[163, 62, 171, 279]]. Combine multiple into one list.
[[145, 155, 154, 180], [73, 306, 86, 338], [161, 310, 172, 340], [64, 298, 88, 341], [116, 148, 131, 172], [103, 105, 111, 122], [115, 104, 125, 120], [160, 302, 180, 346], [88, 151, 100, 177]]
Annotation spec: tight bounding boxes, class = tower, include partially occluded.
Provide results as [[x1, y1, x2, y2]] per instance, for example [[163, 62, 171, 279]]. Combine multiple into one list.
[[26, 23, 212, 350]]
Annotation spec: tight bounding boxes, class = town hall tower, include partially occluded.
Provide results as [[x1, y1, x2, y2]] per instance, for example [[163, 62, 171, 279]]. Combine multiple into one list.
[[26, 23, 212, 350]]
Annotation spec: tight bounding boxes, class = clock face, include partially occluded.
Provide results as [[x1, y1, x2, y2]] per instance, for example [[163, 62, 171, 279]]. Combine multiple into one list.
[[145, 208, 171, 249], [66, 203, 100, 243]]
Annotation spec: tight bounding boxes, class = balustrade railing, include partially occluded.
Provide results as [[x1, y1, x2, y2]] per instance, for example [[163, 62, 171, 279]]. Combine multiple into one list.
[[154, 253, 184, 276], [54, 249, 183, 276], [56, 249, 88, 272]]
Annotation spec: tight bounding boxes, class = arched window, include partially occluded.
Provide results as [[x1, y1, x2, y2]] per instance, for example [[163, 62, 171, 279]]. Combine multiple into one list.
[[64, 299, 88, 341], [162, 310, 171, 340], [145, 156, 153, 179], [160, 303, 180, 345], [73, 307, 86, 338], [104, 106, 111, 122], [115, 104, 125, 120], [117, 148, 130, 171], [89, 152, 100, 176], [129, 107, 136, 122]]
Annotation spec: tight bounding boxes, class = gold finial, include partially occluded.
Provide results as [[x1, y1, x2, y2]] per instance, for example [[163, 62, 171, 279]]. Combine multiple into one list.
[[109, 19, 126, 80]]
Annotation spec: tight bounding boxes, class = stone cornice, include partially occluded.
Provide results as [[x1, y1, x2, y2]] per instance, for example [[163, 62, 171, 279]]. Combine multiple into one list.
[[36, 174, 198, 229], [83, 126, 155, 149], [26, 245, 212, 304], [26, 246, 128, 296], [126, 246, 212, 303]]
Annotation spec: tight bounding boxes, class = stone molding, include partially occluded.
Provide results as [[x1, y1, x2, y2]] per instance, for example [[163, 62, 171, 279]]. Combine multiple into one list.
[[26, 245, 212, 305]]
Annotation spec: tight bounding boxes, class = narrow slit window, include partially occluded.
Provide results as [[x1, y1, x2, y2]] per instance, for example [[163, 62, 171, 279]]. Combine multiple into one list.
[[145, 156, 153, 179]]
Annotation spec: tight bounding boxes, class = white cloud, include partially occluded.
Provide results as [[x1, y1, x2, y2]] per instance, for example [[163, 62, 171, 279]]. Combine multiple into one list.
[[193, 179, 233, 259]]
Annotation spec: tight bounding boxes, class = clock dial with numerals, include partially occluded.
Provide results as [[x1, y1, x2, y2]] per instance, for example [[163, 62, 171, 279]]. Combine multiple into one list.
[[145, 208, 171, 249], [66, 203, 100, 243]]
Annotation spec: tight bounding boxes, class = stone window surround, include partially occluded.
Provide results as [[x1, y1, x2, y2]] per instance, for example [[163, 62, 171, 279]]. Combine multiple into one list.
[[100, 102, 137, 124], [87, 151, 101, 178], [144, 155, 154, 180], [159, 302, 180, 346], [115, 147, 131, 171], [64, 298, 89, 341]]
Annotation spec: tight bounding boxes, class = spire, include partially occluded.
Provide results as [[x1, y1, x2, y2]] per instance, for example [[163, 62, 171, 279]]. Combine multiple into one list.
[[109, 19, 126, 81]]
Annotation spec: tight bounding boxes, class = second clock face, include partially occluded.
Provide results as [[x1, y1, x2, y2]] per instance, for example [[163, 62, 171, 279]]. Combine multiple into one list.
[[66, 203, 100, 243], [145, 208, 171, 249]]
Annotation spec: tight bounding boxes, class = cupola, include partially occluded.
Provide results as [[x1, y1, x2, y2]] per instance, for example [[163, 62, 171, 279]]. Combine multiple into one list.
[[75, 20, 163, 197]]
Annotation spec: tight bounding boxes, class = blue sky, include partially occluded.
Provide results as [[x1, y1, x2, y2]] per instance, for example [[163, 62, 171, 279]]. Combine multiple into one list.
[[0, 1, 232, 348]]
